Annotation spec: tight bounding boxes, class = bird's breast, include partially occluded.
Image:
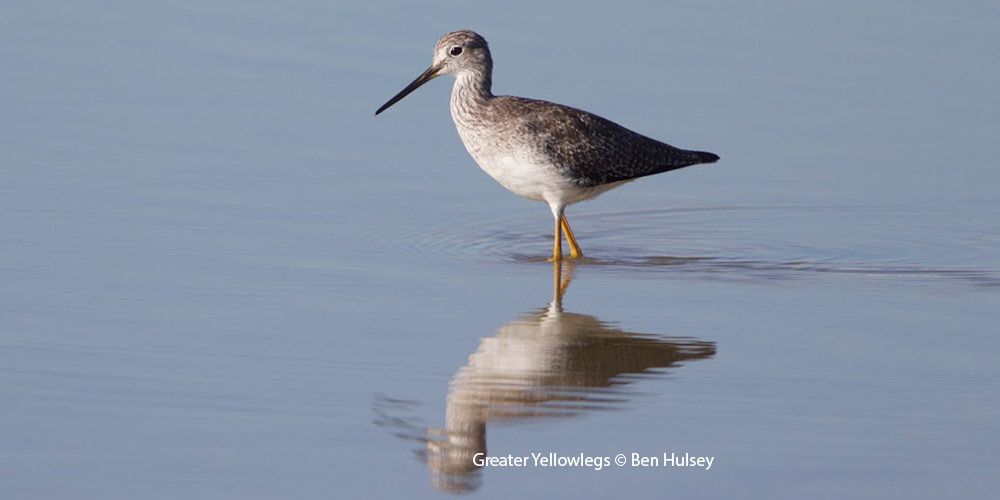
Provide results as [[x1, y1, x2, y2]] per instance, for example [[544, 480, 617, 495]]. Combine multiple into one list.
[[453, 123, 565, 202]]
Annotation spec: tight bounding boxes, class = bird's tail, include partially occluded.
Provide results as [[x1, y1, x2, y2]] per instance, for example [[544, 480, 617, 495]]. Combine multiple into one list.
[[691, 150, 720, 164]]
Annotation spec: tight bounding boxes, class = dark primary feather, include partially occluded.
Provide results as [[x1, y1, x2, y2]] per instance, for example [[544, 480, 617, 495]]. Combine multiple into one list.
[[494, 96, 718, 187]]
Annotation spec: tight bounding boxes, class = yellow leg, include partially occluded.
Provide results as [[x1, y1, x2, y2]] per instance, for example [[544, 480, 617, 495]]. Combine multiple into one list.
[[561, 215, 583, 259], [550, 215, 563, 262]]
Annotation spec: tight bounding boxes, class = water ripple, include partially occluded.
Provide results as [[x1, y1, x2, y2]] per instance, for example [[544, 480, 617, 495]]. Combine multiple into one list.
[[383, 204, 1000, 287]]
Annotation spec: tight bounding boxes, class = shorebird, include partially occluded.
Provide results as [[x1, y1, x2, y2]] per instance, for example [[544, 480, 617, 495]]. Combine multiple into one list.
[[375, 30, 719, 261]]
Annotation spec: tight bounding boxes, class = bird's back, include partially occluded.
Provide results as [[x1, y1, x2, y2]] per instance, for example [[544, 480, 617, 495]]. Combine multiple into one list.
[[486, 96, 718, 187]]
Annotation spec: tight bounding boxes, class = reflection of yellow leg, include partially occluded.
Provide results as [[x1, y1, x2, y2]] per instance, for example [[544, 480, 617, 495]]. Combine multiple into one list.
[[552, 260, 562, 303], [550, 215, 563, 262], [551, 260, 576, 304], [559, 260, 574, 296], [561, 216, 583, 259]]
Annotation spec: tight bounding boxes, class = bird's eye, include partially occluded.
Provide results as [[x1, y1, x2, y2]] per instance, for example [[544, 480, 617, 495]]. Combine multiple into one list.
[[449, 46, 463, 56]]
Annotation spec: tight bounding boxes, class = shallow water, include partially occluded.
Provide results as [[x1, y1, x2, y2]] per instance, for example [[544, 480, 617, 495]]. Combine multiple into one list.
[[2, 1, 999, 499]]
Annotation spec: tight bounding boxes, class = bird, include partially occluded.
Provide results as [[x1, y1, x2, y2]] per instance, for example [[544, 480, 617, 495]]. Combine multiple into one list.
[[375, 30, 719, 261]]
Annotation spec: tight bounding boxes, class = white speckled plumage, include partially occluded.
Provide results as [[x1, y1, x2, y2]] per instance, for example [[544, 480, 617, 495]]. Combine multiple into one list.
[[376, 30, 719, 259]]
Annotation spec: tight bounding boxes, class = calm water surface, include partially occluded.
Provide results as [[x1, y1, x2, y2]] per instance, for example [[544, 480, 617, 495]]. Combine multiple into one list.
[[2, 1, 998, 499]]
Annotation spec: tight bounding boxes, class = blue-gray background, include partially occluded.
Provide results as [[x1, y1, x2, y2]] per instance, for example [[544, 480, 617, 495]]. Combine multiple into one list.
[[2, 1, 998, 498]]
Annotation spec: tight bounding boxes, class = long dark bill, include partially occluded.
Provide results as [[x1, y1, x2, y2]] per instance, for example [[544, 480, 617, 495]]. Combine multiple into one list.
[[374, 65, 440, 115]]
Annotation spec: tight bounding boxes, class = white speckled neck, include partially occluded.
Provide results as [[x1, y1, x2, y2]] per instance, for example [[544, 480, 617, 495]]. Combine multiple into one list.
[[450, 68, 493, 126]]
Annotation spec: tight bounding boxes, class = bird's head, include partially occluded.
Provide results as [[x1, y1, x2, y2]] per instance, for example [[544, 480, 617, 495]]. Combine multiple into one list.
[[375, 30, 492, 115]]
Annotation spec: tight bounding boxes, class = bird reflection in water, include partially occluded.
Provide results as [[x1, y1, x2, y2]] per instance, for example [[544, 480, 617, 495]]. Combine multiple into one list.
[[375, 262, 716, 493]]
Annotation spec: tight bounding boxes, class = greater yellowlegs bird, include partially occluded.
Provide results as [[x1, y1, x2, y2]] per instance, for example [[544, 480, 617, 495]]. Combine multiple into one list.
[[375, 30, 719, 261]]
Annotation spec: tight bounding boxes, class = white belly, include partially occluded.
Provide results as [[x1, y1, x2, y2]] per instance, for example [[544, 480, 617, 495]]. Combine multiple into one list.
[[468, 150, 560, 202], [458, 137, 623, 208], [472, 151, 628, 207]]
